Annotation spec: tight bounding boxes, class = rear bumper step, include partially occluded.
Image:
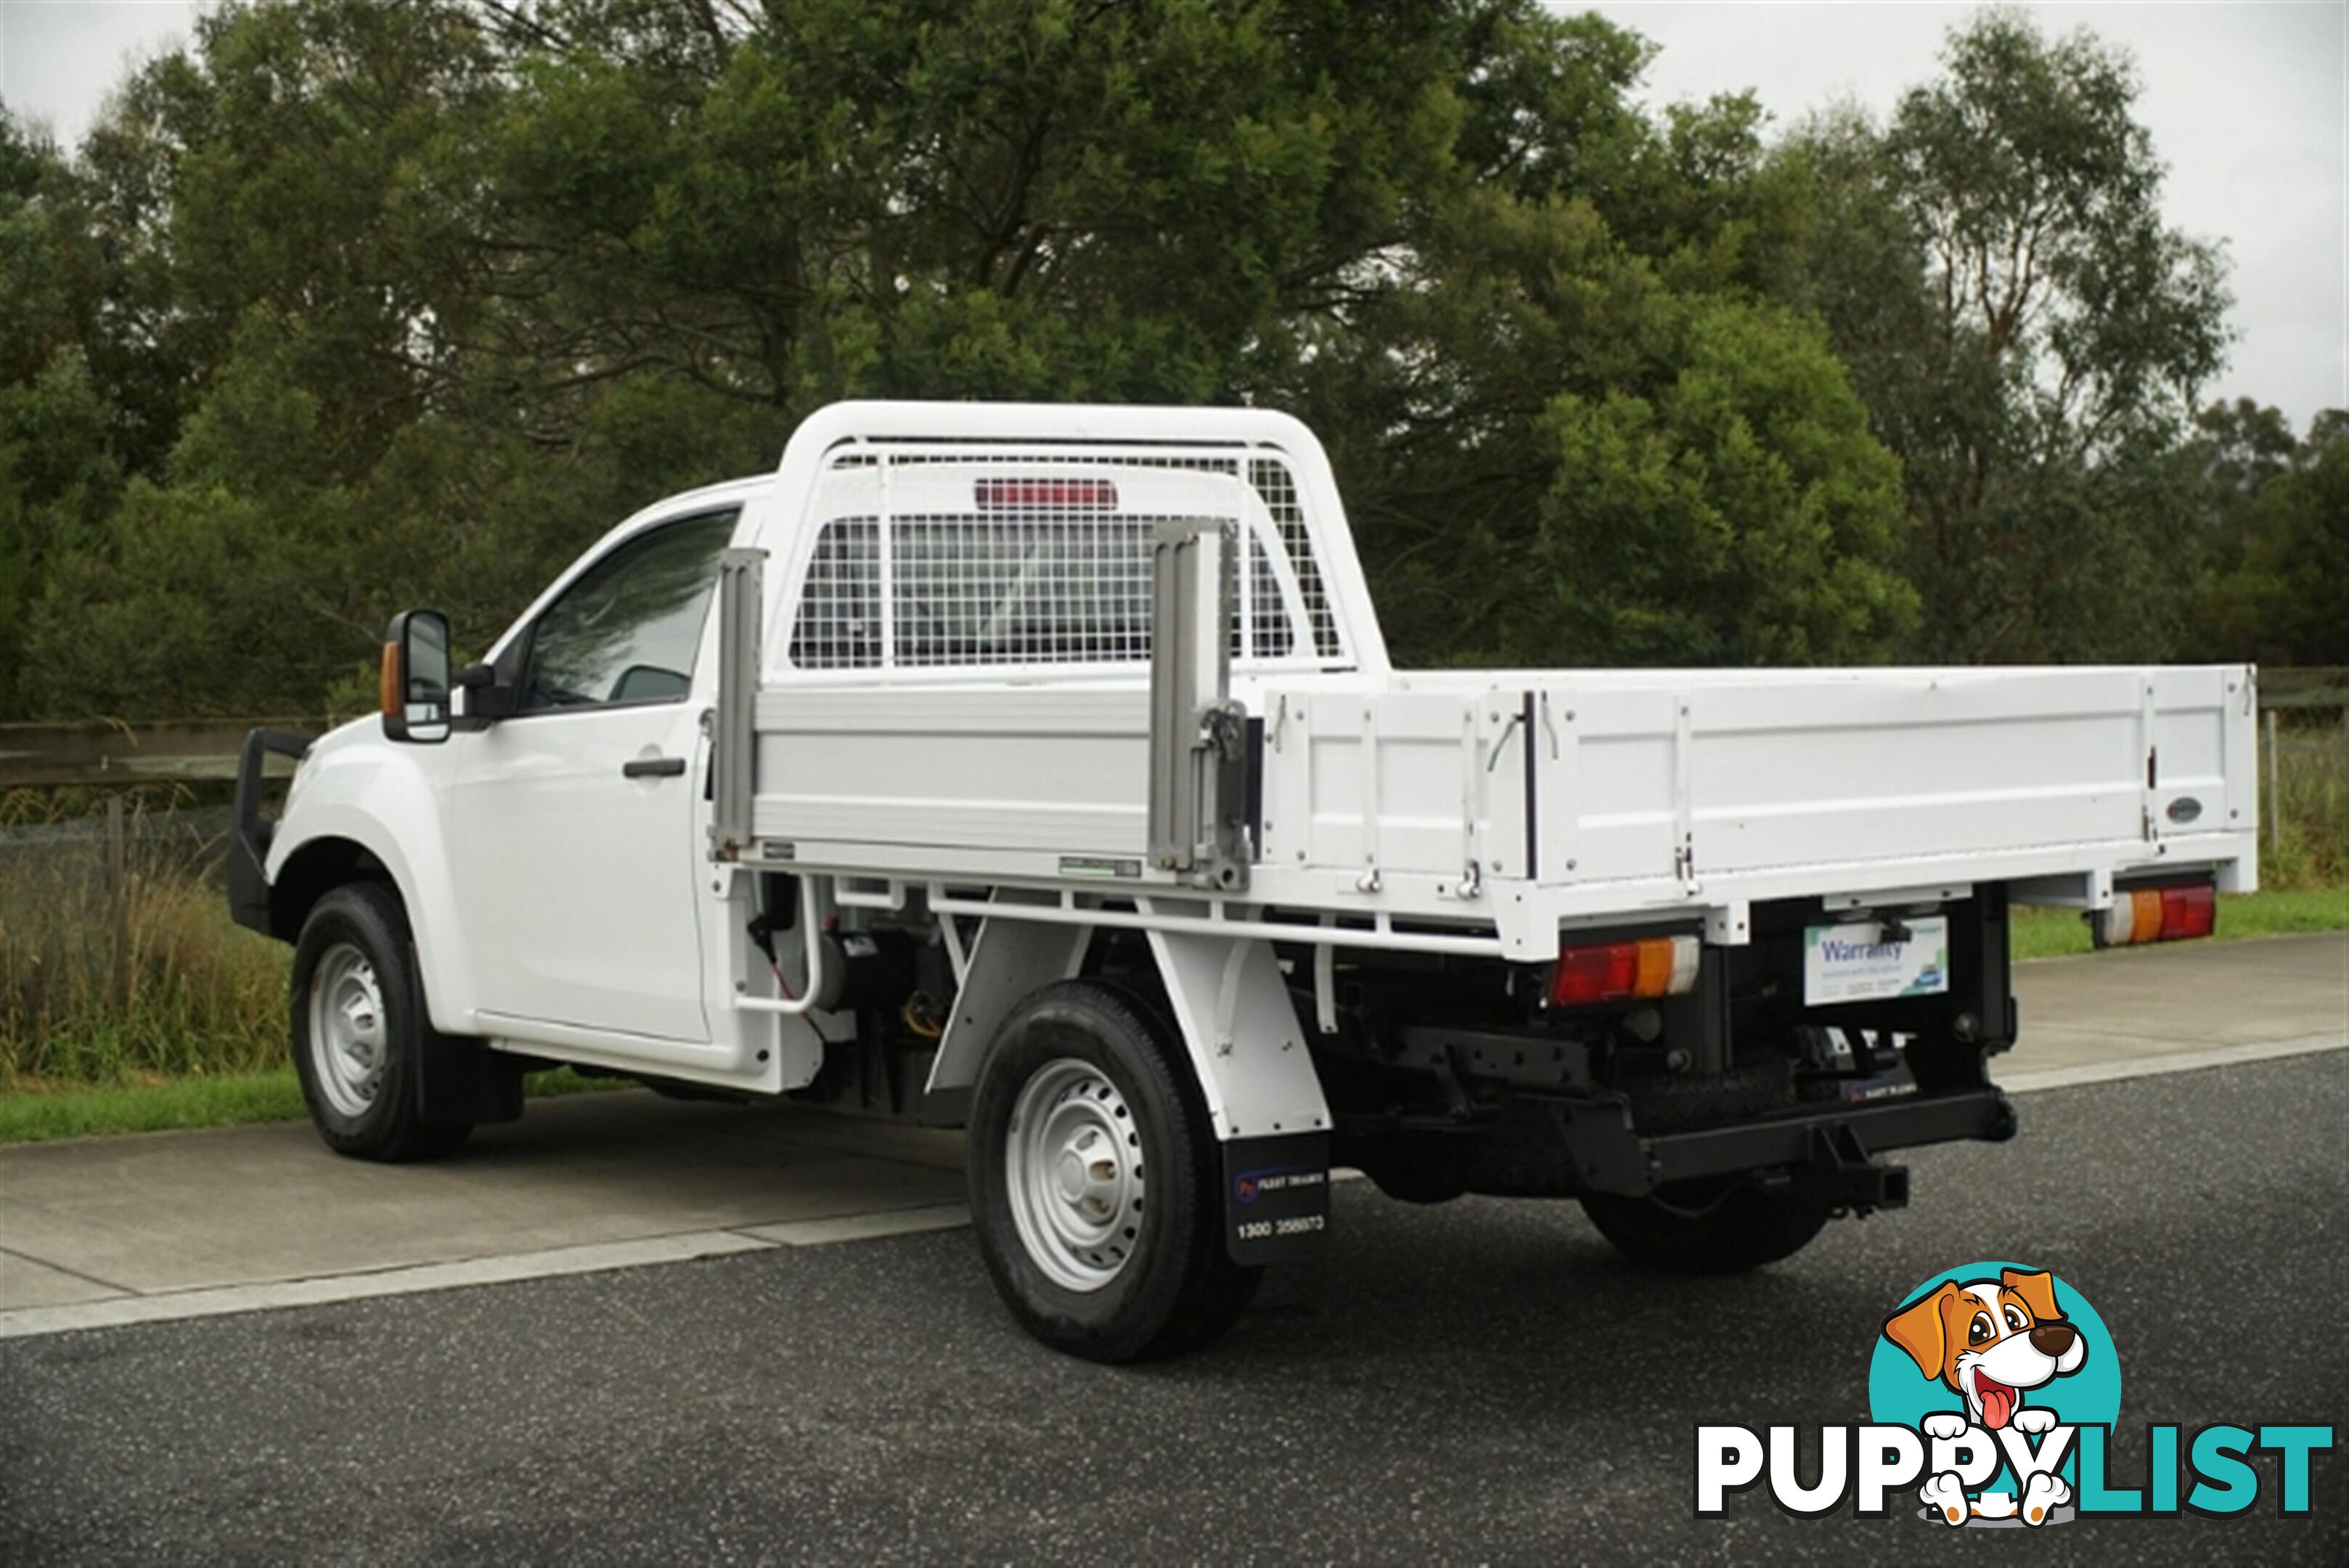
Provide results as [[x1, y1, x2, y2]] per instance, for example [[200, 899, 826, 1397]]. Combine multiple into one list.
[[1564, 1086, 2016, 1199]]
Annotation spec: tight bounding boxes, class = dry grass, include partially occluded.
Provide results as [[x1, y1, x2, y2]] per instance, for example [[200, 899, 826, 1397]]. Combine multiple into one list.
[[2263, 728, 2349, 889], [0, 791, 288, 1089]]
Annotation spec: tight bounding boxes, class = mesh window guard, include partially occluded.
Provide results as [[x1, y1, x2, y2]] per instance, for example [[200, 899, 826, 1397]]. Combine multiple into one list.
[[789, 448, 1346, 673]]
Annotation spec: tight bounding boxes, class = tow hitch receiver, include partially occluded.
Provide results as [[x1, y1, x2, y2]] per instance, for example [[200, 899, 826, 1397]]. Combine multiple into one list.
[[1799, 1122, 1908, 1213]]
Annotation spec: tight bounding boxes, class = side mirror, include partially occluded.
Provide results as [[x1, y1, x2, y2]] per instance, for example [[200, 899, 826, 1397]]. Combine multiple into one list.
[[452, 657, 516, 725], [381, 609, 452, 743]]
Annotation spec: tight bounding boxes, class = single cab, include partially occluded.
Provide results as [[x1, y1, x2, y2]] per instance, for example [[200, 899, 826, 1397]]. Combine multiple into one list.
[[231, 401, 2256, 1360]]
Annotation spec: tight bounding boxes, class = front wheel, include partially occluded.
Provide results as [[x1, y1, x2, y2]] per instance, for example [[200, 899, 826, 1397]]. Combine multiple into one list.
[[291, 883, 469, 1163], [968, 980, 1260, 1362], [1580, 1175, 1832, 1274]]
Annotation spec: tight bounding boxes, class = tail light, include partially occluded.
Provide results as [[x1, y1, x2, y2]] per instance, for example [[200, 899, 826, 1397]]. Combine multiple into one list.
[[974, 478, 1118, 509], [1550, 934, 1701, 1007], [2094, 882, 2217, 947]]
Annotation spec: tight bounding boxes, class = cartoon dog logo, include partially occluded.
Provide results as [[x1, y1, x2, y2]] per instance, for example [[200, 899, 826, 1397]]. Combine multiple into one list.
[[1882, 1268, 2088, 1526]]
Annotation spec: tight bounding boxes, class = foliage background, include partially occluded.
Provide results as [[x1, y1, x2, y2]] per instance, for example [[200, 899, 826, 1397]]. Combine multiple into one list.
[[0, 0, 2340, 719], [3, 1, 2345, 1110]]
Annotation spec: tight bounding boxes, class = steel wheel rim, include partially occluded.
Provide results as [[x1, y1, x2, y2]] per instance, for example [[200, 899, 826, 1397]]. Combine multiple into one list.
[[309, 942, 387, 1118], [1004, 1058, 1145, 1293]]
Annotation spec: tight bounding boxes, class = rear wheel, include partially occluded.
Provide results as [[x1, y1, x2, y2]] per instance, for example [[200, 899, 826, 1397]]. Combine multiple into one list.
[[1580, 1175, 1832, 1274], [1360, 1159, 1466, 1206], [968, 980, 1260, 1361], [291, 883, 469, 1163]]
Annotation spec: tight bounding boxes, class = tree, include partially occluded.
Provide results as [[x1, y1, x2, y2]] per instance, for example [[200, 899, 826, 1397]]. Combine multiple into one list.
[[0, 113, 127, 716], [1270, 7, 1914, 666], [2196, 397, 2299, 499], [1288, 184, 1915, 667], [2184, 408, 2349, 667], [1776, 9, 2231, 663], [1521, 296, 1913, 666], [16, 0, 1923, 718]]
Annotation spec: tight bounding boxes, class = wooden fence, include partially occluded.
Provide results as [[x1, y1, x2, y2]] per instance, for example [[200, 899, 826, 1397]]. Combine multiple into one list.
[[0, 718, 335, 789], [2262, 666, 2349, 715]]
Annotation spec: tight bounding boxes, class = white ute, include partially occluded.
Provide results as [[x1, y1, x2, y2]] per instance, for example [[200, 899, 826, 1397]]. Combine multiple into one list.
[[230, 400, 2258, 1360]]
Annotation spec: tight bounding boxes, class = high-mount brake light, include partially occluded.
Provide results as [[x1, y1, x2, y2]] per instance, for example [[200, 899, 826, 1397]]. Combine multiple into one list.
[[1549, 934, 1701, 1008], [973, 477, 1119, 510], [2093, 881, 2217, 947]]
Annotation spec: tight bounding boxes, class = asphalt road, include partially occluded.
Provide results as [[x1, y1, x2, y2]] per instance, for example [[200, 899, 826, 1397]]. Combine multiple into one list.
[[4, 1053, 2344, 1565]]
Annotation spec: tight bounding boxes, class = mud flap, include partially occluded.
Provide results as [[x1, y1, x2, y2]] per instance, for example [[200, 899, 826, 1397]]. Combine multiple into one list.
[[416, 1029, 523, 1127], [1222, 1132, 1333, 1265]]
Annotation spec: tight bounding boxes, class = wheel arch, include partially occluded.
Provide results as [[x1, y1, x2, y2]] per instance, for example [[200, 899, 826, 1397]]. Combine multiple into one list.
[[927, 914, 1328, 1143], [267, 801, 480, 1035], [269, 836, 393, 942]]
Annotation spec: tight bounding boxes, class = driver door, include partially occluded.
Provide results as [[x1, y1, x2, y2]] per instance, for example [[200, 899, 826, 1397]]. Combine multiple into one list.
[[449, 509, 739, 1043]]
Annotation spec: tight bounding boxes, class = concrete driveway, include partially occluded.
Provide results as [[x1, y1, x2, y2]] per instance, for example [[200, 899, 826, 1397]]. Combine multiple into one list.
[[1, 931, 2342, 1335]]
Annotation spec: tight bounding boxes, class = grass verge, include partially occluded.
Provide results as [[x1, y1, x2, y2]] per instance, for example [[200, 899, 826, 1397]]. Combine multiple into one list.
[[2010, 886, 2349, 961], [0, 1067, 626, 1146], [3, 791, 288, 1085]]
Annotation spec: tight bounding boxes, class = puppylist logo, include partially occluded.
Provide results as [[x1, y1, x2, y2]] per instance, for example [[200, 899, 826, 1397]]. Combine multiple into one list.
[[1874, 1265, 2107, 1525], [1696, 1261, 2334, 1527]]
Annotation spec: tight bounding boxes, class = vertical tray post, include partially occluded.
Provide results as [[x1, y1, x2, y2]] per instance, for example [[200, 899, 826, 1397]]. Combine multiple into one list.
[[708, 547, 767, 862], [1148, 520, 1249, 891]]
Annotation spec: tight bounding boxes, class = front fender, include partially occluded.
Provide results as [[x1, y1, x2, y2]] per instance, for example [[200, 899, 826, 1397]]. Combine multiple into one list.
[[266, 722, 480, 1034]]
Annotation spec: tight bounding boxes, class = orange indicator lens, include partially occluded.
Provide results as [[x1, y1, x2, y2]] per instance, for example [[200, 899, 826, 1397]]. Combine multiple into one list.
[[2096, 881, 2217, 946]]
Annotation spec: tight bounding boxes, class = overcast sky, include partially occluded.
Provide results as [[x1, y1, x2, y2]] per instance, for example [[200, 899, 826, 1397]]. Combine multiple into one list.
[[3, 0, 2344, 426]]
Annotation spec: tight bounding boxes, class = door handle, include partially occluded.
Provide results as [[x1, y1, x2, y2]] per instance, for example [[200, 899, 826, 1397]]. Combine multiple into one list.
[[621, 755, 688, 779]]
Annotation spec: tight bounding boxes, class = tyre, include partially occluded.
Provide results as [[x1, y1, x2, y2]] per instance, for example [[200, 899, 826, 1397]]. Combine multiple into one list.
[[290, 882, 470, 1163], [1580, 1175, 1832, 1274], [1361, 1159, 1466, 1206], [968, 980, 1261, 1362]]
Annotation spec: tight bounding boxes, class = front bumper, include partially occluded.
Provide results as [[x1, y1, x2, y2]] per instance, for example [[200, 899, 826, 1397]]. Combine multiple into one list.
[[227, 727, 314, 938]]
